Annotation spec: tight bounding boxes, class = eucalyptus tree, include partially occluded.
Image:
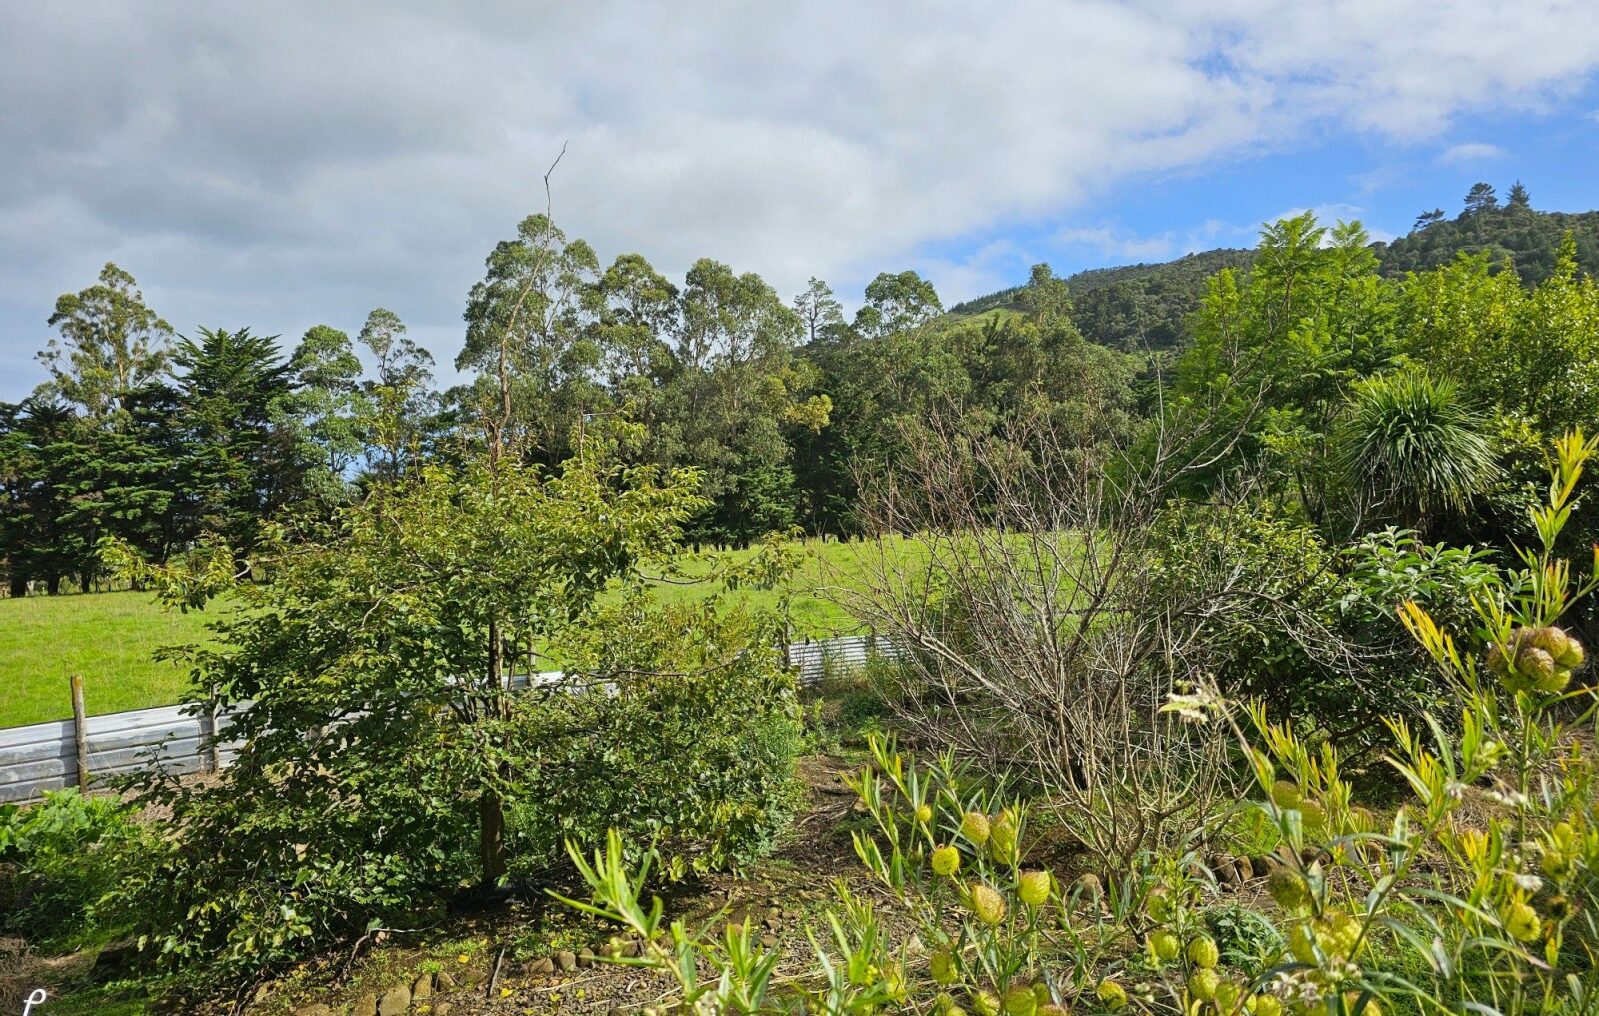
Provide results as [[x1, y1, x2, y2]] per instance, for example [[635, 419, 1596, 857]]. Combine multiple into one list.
[[358, 308, 437, 481], [39, 262, 173, 424], [459, 213, 602, 464]]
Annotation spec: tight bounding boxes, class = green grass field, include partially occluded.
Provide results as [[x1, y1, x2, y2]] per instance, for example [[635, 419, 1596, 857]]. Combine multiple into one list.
[[0, 590, 216, 728], [0, 538, 901, 728]]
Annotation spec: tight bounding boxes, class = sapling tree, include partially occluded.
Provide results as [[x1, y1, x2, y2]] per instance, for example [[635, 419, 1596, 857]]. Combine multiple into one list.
[[108, 452, 716, 976]]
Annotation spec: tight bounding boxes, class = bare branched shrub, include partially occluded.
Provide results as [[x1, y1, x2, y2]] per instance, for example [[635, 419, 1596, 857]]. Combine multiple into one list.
[[836, 399, 1311, 867]]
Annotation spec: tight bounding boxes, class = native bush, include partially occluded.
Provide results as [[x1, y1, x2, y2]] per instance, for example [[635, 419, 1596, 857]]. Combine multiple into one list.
[[1152, 504, 1504, 754]]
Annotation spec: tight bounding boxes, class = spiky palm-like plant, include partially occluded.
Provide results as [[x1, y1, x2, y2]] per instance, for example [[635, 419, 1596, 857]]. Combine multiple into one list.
[[1338, 369, 1498, 535]]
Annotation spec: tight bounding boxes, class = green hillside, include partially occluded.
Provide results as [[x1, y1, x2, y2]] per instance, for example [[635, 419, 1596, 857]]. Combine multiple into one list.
[[951, 195, 1599, 352]]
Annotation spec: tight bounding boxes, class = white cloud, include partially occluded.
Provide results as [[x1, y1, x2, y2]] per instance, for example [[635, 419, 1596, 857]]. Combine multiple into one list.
[[0, 1, 1596, 392], [1438, 142, 1508, 164]]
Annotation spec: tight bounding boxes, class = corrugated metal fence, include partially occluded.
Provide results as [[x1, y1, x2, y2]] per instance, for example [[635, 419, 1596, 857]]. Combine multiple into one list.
[[0, 633, 894, 804]]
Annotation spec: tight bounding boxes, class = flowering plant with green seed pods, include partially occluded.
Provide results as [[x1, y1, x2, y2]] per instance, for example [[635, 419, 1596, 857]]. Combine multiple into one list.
[[1146, 429, 1599, 1016]]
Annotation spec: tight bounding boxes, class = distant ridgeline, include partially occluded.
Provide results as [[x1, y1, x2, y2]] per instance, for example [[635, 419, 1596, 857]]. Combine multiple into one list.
[[948, 202, 1599, 351]]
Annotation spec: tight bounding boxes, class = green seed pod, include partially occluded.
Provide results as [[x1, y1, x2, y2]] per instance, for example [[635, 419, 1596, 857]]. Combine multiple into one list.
[[1187, 935, 1219, 969], [930, 947, 959, 985], [1268, 867, 1311, 910], [1537, 666, 1573, 695], [1030, 982, 1051, 1004], [1270, 780, 1302, 807], [1248, 995, 1284, 1016], [933, 992, 967, 1016], [1145, 886, 1174, 922], [1314, 912, 1362, 959], [915, 803, 935, 824], [988, 811, 1019, 864], [1016, 870, 1051, 908], [1149, 929, 1181, 964], [1001, 985, 1038, 1016], [1555, 632, 1585, 669], [1288, 922, 1317, 964], [931, 844, 962, 878], [1096, 979, 1129, 1010], [1518, 646, 1558, 686], [961, 811, 991, 845], [1504, 900, 1542, 942], [1215, 980, 1244, 1011], [967, 883, 1007, 926], [971, 990, 1001, 1016], [1188, 969, 1220, 1002]]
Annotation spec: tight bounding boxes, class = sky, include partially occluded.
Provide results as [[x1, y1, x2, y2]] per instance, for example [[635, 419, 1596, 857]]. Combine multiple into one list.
[[2, 1, 1599, 399]]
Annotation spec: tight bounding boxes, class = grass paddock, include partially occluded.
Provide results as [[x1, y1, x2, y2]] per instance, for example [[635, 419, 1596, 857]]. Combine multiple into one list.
[[0, 537, 905, 728]]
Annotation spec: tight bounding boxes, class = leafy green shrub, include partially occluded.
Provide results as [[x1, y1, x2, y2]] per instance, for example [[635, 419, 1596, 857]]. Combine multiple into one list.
[[1152, 504, 1504, 754], [0, 789, 151, 948], [509, 594, 803, 878], [104, 456, 802, 986]]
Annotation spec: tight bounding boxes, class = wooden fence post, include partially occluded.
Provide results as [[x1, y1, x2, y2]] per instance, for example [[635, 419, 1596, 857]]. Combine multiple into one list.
[[202, 702, 222, 773], [69, 674, 91, 790]]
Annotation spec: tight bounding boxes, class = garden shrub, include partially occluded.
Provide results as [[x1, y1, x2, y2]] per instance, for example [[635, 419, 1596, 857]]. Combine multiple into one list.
[[508, 593, 803, 879], [1152, 503, 1504, 755], [102, 456, 803, 987]]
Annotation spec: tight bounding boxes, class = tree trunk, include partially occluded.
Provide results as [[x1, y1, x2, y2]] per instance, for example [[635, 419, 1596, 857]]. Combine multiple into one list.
[[46, 573, 61, 595], [479, 788, 507, 885], [8, 574, 26, 598], [478, 619, 508, 885]]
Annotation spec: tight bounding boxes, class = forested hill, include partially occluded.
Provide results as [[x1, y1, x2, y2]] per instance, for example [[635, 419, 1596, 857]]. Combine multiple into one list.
[[950, 195, 1599, 351]]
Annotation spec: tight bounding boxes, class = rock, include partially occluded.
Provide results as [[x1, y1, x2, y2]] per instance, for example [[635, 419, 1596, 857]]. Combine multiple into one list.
[[352, 994, 378, 1016], [93, 939, 137, 971], [760, 933, 778, 947], [763, 915, 780, 931], [1235, 855, 1255, 881], [434, 1004, 454, 1016], [578, 947, 596, 968], [530, 955, 555, 975], [294, 1006, 332, 1016], [1217, 860, 1240, 885], [435, 970, 457, 991], [556, 949, 578, 972], [253, 983, 275, 1004], [413, 973, 434, 998], [376, 984, 412, 1016], [621, 938, 642, 958]]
